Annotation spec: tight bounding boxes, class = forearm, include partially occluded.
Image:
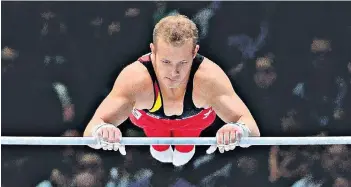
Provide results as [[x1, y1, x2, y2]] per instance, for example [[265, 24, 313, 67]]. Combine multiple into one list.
[[83, 95, 134, 137], [83, 117, 105, 137], [210, 95, 260, 137], [237, 115, 260, 137]]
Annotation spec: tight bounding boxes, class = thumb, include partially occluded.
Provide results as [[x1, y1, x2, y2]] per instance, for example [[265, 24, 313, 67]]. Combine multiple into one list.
[[87, 136, 102, 149], [119, 145, 127, 155], [240, 144, 251, 148], [206, 145, 217, 154]]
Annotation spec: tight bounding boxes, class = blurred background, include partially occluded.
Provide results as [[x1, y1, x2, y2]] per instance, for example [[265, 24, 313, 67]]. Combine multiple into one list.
[[2, 1, 351, 187]]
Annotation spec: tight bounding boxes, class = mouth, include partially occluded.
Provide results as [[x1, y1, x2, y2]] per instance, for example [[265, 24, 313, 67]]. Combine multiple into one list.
[[166, 77, 177, 82]]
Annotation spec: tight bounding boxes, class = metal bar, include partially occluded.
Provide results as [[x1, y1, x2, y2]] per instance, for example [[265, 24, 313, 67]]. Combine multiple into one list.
[[1, 136, 351, 146]]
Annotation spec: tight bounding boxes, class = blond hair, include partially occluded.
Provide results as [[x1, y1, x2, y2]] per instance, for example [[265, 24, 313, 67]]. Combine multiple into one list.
[[153, 14, 199, 49]]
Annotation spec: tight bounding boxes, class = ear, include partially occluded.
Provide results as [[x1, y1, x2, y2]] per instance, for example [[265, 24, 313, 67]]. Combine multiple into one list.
[[193, 45, 200, 59], [150, 43, 155, 54], [150, 43, 157, 62]]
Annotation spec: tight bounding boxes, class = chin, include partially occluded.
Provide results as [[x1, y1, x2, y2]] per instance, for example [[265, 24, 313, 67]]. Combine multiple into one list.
[[166, 83, 180, 89], [166, 81, 182, 88], [163, 78, 181, 88]]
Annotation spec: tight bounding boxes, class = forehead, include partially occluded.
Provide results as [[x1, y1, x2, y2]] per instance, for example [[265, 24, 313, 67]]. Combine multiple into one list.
[[155, 39, 193, 60]]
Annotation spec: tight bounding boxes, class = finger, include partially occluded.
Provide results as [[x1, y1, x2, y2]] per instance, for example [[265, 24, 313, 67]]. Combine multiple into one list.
[[102, 143, 108, 150], [206, 145, 217, 154], [114, 129, 121, 143], [119, 145, 126, 155], [101, 141, 107, 147], [108, 128, 115, 143], [217, 131, 224, 145], [230, 130, 236, 145], [224, 131, 230, 145], [113, 144, 119, 151], [219, 145, 225, 153], [102, 129, 109, 141], [107, 143, 113, 151], [101, 142, 110, 150], [236, 131, 242, 143], [102, 141, 112, 150], [229, 144, 236, 150]]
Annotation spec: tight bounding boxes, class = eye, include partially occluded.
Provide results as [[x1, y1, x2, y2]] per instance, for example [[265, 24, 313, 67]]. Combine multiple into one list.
[[162, 60, 170, 64], [181, 61, 188, 64]]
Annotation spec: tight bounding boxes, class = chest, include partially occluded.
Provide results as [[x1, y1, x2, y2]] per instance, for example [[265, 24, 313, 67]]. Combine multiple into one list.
[[162, 98, 186, 116], [136, 88, 204, 116], [135, 78, 208, 116], [162, 85, 209, 116]]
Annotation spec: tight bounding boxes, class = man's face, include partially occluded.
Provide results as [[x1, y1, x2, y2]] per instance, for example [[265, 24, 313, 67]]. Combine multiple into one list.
[[151, 38, 199, 88]]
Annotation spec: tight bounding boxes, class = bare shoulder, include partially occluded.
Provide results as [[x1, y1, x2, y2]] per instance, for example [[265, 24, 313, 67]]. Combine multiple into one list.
[[193, 57, 234, 105], [194, 57, 230, 87], [122, 61, 151, 82], [111, 61, 153, 98]]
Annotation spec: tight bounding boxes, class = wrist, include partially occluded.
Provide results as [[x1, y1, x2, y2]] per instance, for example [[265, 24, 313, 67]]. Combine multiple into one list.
[[228, 122, 251, 137], [93, 123, 116, 133]]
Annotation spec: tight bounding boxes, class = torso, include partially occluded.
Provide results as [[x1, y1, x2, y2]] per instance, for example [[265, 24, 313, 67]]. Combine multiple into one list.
[[132, 53, 210, 120]]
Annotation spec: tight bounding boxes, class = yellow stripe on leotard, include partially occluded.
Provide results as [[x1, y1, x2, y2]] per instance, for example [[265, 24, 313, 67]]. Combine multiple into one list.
[[150, 92, 162, 112], [149, 83, 162, 112]]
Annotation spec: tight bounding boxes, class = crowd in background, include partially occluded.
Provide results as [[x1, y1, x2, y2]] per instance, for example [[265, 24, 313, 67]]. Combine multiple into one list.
[[2, 2, 351, 187]]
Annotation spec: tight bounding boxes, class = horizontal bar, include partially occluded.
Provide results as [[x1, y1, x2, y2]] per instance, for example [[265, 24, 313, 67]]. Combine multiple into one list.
[[1, 136, 351, 146]]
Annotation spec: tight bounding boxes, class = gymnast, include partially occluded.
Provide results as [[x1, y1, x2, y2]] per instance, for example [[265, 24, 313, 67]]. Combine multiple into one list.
[[83, 14, 260, 167]]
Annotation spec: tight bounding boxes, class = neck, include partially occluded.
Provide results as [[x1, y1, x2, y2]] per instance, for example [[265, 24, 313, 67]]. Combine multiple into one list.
[[159, 76, 188, 98]]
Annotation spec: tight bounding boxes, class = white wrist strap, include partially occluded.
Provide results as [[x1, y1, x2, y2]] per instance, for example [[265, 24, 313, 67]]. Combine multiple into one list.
[[228, 122, 251, 137], [92, 123, 117, 137]]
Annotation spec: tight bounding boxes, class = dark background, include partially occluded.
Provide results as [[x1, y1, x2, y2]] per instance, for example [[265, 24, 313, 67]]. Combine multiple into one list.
[[2, 1, 351, 187]]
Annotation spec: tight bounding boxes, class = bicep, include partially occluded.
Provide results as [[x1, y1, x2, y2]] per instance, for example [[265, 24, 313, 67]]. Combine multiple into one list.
[[211, 90, 251, 123], [205, 65, 252, 123], [94, 63, 142, 124], [95, 93, 134, 124]]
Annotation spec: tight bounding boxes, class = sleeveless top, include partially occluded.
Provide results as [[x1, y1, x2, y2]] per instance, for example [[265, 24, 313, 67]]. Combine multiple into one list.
[[137, 53, 206, 120]]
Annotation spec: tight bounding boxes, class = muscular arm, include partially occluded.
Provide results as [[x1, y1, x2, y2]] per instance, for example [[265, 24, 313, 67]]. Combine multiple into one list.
[[83, 62, 148, 137], [199, 59, 260, 136]]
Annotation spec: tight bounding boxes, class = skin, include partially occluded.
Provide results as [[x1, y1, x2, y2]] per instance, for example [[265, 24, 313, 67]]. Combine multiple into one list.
[[83, 37, 260, 148]]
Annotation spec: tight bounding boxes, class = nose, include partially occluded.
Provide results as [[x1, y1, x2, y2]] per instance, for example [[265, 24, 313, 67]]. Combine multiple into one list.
[[171, 67, 180, 77]]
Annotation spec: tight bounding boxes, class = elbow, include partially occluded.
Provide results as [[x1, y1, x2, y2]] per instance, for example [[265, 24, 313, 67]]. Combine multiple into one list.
[[255, 129, 261, 137], [83, 124, 95, 137], [250, 128, 260, 137], [251, 121, 261, 137], [83, 128, 91, 137], [248, 118, 260, 137]]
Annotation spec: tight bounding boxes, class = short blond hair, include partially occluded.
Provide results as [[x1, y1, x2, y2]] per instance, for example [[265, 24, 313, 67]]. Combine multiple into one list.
[[153, 14, 198, 49]]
